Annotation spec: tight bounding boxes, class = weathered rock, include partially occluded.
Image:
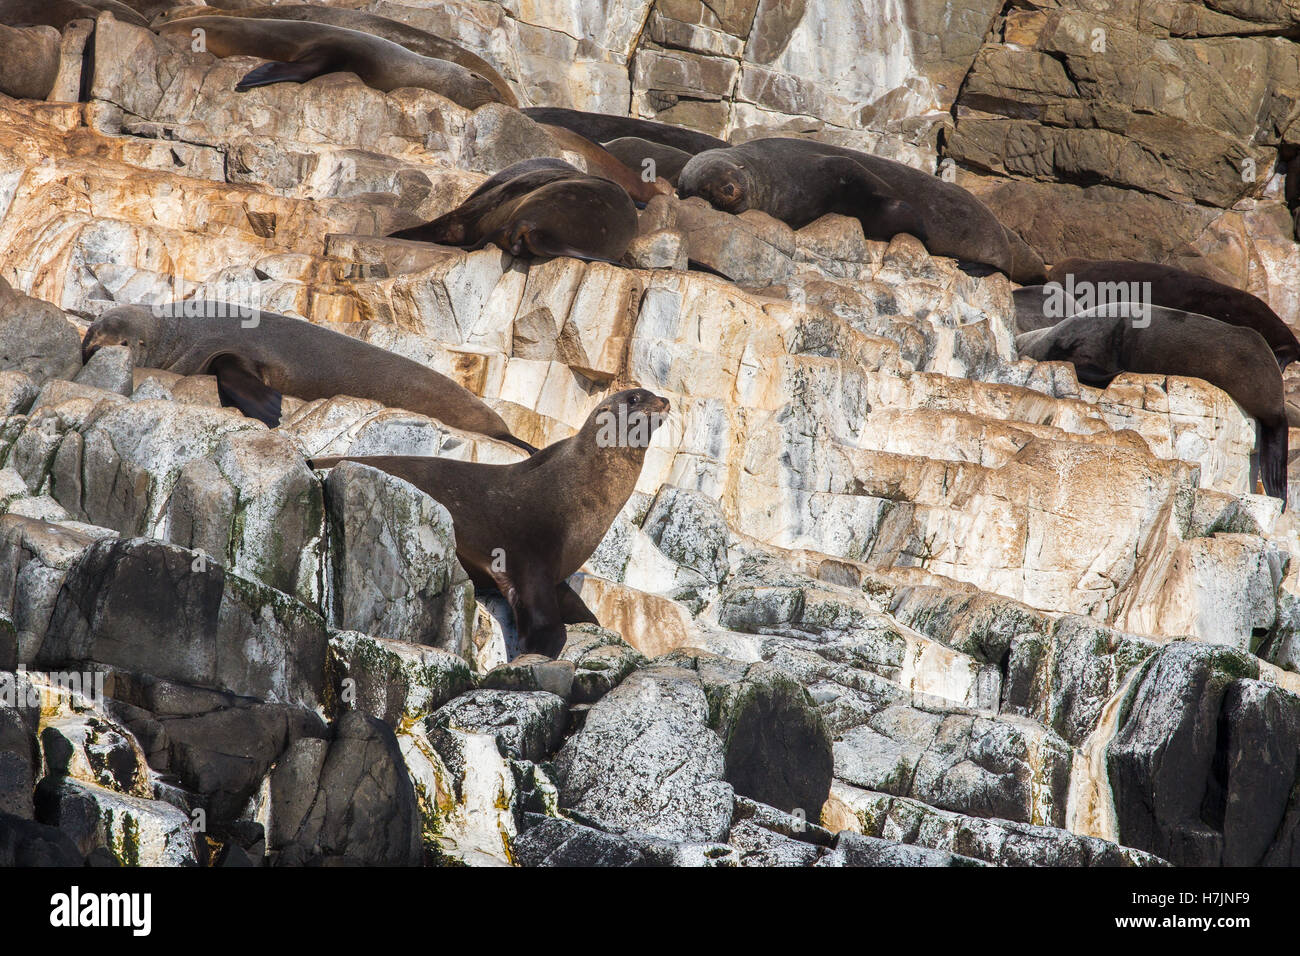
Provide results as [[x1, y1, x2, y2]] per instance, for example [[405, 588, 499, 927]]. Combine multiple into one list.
[[160, 704, 327, 822], [266, 711, 421, 866], [1108, 642, 1300, 866], [323, 461, 473, 656], [656, 649, 833, 816], [0, 282, 81, 383], [328, 630, 474, 727], [553, 667, 735, 843], [429, 690, 567, 763], [0, 812, 84, 866], [41, 537, 328, 709], [33, 776, 201, 866], [74, 345, 133, 396], [558, 624, 646, 704]]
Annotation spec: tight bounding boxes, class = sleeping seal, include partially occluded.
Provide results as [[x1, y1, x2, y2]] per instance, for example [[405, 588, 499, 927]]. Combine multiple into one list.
[[156, 16, 501, 108], [1016, 303, 1288, 506], [678, 138, 1046, 283], [82, 302, 537, 452]]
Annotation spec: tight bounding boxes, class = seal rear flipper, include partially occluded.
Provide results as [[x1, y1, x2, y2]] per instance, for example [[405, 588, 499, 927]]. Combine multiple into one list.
[[1261, 420, 1289, 510], [235, 50, 334, 91], [501, 434, 539, 455], [209, 354, 283, 428]]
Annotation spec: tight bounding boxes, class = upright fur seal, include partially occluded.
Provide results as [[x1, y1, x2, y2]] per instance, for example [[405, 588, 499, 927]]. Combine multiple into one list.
[[311, 388, 671, 656], [601, 136, 693, 186], [155, 16, 502, 108], [522, 106, 727, 154], [678, 138, 1047, 283], [1046, 258, 1300, 368], [390, 159, 638, 263], [0, 0, 147, 28], [153, 3, 517, 105], [1016, 303, 1288, 506], [81, 302, 537, 452]]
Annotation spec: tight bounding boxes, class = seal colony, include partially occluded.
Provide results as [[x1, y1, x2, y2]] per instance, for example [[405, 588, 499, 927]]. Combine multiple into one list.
[[4, 0, 1297, 657], [311, 389, 671, 656]]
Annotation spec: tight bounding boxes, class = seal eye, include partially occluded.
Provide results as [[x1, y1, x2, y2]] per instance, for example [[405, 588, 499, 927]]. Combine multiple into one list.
[[629, 394, 640, 405]]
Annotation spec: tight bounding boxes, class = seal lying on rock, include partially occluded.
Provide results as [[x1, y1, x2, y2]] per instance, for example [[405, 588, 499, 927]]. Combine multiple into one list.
[[389, 159, 639, 263], [678, 138, 1046, 283], [81, 302, 537, 452], [1016, 303, 1288, 506], [155, 16, 502, 108], [522, 106, 728, 154], [152, 3, 517, 106], [0, 0, 147, 29], [1045, 258, 1300, 369], [311, 388, 671, 657]]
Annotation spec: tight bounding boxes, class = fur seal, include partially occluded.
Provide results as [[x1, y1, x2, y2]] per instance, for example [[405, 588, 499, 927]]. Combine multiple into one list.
[[311, 387, 671, 656], [537, 123, 671, 205], [0, 23, 61, 100], [678, 138, 1047, 283], [522, 106, 728, 155], [389, 159, 638, 263], [81, 302, 537, 452], [1016, 303, 1288, 506], [155, 16, 502, 108], [600, 136, 692, 186], [1046, 258, 1300, 368], [0, 0, 147, 29], [152, 3, 517, 106]]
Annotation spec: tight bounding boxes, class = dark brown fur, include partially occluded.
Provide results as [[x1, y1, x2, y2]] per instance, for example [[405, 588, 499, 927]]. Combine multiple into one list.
[[389, 159, 638, 263], [153, 3, 516, 105], [522, 106, 727, 154], [678, 138, 1047, 283], [0, 0, 147, 29], [1047, 258, 1300, 368], [538, 123, 671, 204], [81, 303, 536, 452], [155, 16, 501, 108], [1017, 304, 1288, 506], [311, 388, 671, 656]]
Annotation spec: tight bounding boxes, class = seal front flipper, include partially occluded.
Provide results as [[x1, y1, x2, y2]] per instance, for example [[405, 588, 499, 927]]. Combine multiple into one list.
[[496, 568, 567, 658], [208, 353, 283, 427], [235, 49, 334, 90], [1261, 420, 1289, 510], [556, 581, 599, 626]]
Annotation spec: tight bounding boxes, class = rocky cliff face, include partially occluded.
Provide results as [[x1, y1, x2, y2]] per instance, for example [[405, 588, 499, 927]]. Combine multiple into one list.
[[1, 4, 1299, 867]]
